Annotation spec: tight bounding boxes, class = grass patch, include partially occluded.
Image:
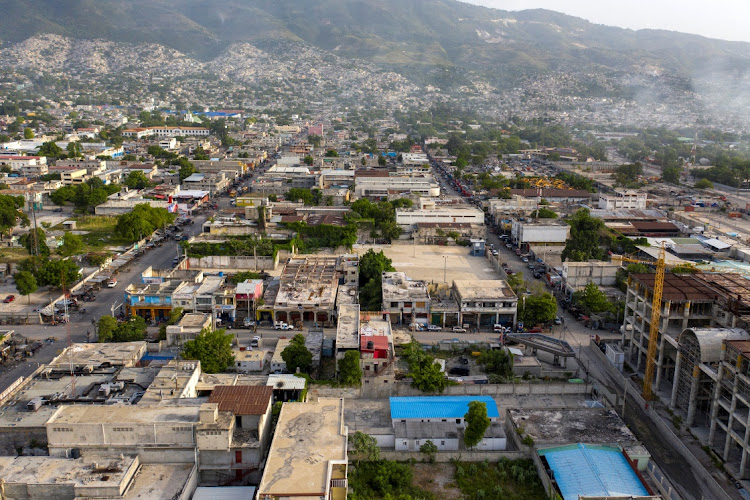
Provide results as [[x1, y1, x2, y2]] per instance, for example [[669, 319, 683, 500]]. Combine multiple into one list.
[[0, 247, 31, 263], [453, 458, 546, 500], [349, 460, 435, 500], [66, 216, 132, 249]]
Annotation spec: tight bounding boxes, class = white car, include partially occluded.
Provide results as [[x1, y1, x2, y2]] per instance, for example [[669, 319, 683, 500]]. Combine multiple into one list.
[[427, 325, 442, 331], [107, 279, 117, 288], [243, 317, 253, 327], [452, 326, 467, 333]]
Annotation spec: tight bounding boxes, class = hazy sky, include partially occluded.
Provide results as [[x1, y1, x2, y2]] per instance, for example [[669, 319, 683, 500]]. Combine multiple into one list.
[[462, 0, 750, 43]]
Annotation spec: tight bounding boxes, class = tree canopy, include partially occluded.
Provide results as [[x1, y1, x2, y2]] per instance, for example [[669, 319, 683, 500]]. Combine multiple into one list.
[[464, 400, 491, 449], [338, 350, 363, 386], [359, 249, 395, 311], [125, 171, 151, 190], [562, 208, 607, 262], [520, 293, 558, 326], [403, 341, 448, 393], [58, 232, 84, 257], [13, 271, 37, 303], [97, 315, 148, 343], [349, 431, 380, 464], [572, 282, 612, 315], [0, 194, 29, 235], [181, 328, 234, 374], [281, 334, 313, 374], [115, 203, 175, 242]]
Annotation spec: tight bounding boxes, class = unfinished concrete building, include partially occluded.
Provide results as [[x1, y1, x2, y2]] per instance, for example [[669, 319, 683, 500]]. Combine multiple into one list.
[[621, 273, 750, 394], [381, 271, 430, 326], [273, 256, 340, 327]]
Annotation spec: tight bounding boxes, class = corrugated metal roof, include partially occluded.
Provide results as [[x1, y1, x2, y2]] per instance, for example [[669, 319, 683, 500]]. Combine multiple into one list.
[[208, 385, 273, 415], [539, 444, 648, 500], [389, 396, 499, 420]]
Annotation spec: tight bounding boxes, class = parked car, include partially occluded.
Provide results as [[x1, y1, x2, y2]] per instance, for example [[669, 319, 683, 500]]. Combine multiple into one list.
[[107, 280, 117, 288], [521, 257, 529, 263], [492, 250, 499, 256], [274, 321, 293, 330], [554, 316, 562, 325], [452, 326, 467, 333], [3, 295, 15, 303], [448, 367, 470, 376], [427, 324, 442, 331], [243, 317, 253, 328], [250, 336, 260, 347], [52, 208, 63, 213]]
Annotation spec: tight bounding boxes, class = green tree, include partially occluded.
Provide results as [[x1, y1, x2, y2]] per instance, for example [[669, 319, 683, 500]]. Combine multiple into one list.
[[37, 141, 64, 158], [97, 315, 119, 343], [20, 228, 49, 257], [181, 327, 235, 374], [125, 171, 151, 190], [193, 147, 209, 160], [360, 156, 367, 166], [66, 141, 82, 159], [58, 232, 84, 257], [37, 258, 80, 288], [478, 349, 513, 380], [286, 188, 314, 205], [23, 127, 34, 139], [529, 207, 557, 219], [520, 293, 558, 325], [13, 271, 37, 303], [110, 316, 148, 342], [464, 401, 490, 449], [325, 150, 339, 157], [419, 440, 438, 463], [115, 203, 175, 242], [561, 208, 607, 262], [338, 350, 363, 386], [349, 431, 380, 464], [303, 155, 314, 166], [378, 155, 386, 166], [662, 165, 682, 184], [378, 220, 402, 242], [694, 178, 714, 189], [572, 282, 612, 315], [359, 250, 395, 310], [281, 334, 313, 374], [178, 161, 197, 181], [159, 306, 184, 340], [0, 194, 29, 236], [307, 134, 322, 147]]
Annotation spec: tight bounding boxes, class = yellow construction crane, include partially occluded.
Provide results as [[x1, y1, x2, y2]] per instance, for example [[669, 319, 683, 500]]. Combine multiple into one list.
[[612, 243, 667, 400]]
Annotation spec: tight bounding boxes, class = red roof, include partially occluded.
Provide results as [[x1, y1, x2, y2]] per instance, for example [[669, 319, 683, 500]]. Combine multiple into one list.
[[0, 155, 41, 160], [208, 385, 273, 415], [361, 335, 389, 351]]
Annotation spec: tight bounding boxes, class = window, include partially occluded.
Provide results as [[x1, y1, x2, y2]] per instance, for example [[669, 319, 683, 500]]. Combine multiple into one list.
[[442, 419, 447, 422], [416, 302, 425, 308], [404, 302, 412, 308], [456, 419, 461, 424], [391, 302, 398, 308], [441, 441, 445, 446]]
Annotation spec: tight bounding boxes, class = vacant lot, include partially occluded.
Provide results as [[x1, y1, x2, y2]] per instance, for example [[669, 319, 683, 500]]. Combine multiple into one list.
[[358, 244, 499, 283]]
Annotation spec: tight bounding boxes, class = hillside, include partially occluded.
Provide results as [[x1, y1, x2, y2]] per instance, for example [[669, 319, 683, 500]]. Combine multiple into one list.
[[1, 0, 749, 98]]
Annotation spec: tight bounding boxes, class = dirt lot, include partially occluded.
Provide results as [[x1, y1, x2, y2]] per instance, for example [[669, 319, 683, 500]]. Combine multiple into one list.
[[357, 244, 499, 283], [411, 463, 462, 499]]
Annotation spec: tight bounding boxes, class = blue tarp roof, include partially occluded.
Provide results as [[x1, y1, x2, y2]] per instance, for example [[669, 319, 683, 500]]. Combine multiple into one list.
[[539, 444, 648, 500], [389, 396, 499, 420]]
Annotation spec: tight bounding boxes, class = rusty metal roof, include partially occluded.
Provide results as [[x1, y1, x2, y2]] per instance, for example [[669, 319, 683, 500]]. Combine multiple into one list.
[[630, 273, 717, 302], [208, 385, 273, 415]]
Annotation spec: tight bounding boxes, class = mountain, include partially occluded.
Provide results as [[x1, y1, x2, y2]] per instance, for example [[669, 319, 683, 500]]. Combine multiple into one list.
[[1, 0, 749, 93]]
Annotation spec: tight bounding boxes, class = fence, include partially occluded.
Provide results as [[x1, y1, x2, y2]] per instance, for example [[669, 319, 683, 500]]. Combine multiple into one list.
[[187, 254, 279, 271], [380, 450, 528, 463]]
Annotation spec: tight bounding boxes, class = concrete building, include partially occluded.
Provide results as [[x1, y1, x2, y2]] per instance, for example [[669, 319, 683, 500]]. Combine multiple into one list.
[[166, 313, 212, 346], [354, 175, 440, 199], [273, 257, 339, 327], [510, 221, 569, 255], [561, 261, 620, 297], [390, 396, 506, 451], [182, 172, 231, 196], [60, 168, 89, 185], [234, 349, 266, 373], [336, 303, 360, 360], [360, 317, 394, 383], [396, 206, 484, 226], [271, 339, 291, 373], [622, 273, 750, 394], [452, 280, 518, 329], [256, 399, 348, 500], [599, 190, 648, 210], [124, 280, 182, 321], [381, 271, 430, 326]]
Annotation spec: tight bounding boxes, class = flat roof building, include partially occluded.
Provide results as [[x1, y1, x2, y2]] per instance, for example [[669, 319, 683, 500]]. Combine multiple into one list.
[[256, 398, 348, 500], [273, 256, 340, 327], [335, 303, 360, 359], [381, 271, 430, 326], [452, 280, 518, 329]]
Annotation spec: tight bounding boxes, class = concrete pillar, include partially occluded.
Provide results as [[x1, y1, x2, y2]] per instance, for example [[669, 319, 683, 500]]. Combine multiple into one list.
[[670, 352, 682, 409], [476, 314, 481, 330], [724, 374, 742, 462], [442, 312, 446, 327], [686, 365, 701, 428], [708, 364, 725, 444], [740, 404, 750, 478], [655, 336, 666, 391], [495, 312, 499, 324]]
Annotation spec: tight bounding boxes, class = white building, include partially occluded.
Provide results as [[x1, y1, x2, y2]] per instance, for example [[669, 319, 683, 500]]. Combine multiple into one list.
[[355, 176, 440, 198], [396, 206, 484, 226], [599, 190, 648, 210]]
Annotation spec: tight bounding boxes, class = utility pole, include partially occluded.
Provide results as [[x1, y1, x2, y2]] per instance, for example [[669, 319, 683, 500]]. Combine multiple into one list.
[[30, 201, 39, 256]]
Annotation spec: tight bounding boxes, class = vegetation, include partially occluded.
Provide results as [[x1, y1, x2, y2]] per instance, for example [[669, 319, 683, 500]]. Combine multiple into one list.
[[281, 334, 313, 374], [419, 440, 438, 463], [519, 292, 557, 326], [694, 178, 714, 189], [158, 307, 184, 340], [478, 349, 514, 381], [464, 400, 491, 449], [338, 349, 363, 386], [115, 203, 175, 242], [359, 249, 396, 310], [555, 171, 595, 192], [50, 178, 121, 212], [285, 221, 357, 252], [228, 271, 262, 284], [349, 460, 434, 500], [403, 341, 448, 393], [13, 271, 37, 303], [562, 208, 607, 262], [572, 282, 613, 315], [349, 431, 380, 464], [529, 207, 557, 219], [0, 194, 29, 236], [20, 228, 49, 256], [181, 327, 235, 374], [613, 163, 644, 187], [19, 256, 80, 289], [97, 315, 148, 342], [125, 171, 152, 189], [58, 232, 84, 257], [453, 458, 546, 500]]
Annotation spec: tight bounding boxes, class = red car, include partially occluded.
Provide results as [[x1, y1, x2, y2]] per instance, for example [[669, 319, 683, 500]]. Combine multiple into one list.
[[3, 295, 15, 303]]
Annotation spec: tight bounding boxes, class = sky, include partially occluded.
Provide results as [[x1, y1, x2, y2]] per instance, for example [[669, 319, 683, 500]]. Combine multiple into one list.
[[462, 0, 750, 43]]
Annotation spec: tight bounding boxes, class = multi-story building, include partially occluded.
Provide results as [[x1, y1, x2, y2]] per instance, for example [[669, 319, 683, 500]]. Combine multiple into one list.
[[273, 257, 340, 327], [182, 172, 231, 196], [124, 280, 181, 321], [510, 221, 570, 255], [452, 280, 518, 329], [60, 168, 89, 185], [599, 190, 648, 210], [381, 272, 430, 326], [165, 313, 212, 346], [395, 206, 484, 227], [354, 175, 440, 199]]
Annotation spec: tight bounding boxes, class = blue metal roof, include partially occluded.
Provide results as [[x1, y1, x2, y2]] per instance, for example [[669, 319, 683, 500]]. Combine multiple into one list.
[[389, 396, 499, 420], [539, 444, 649, 500]]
